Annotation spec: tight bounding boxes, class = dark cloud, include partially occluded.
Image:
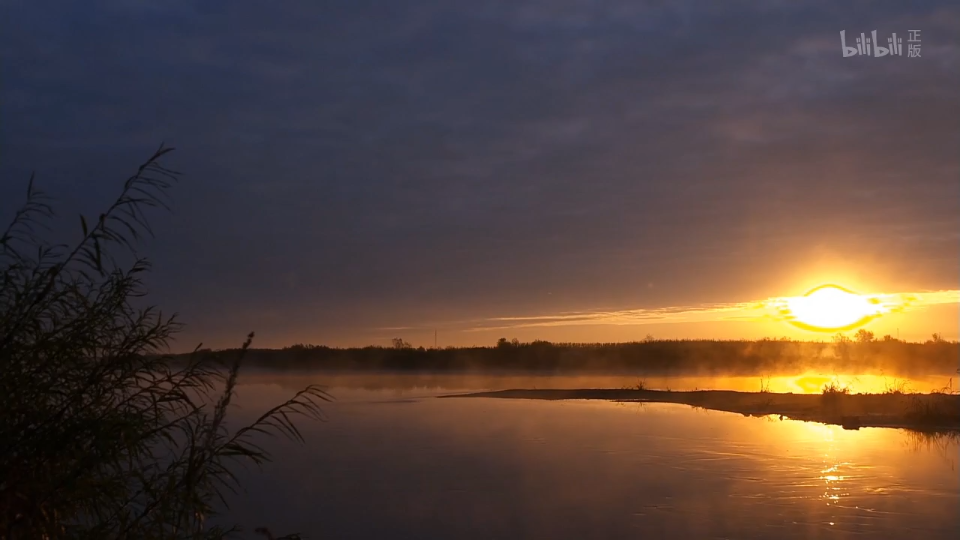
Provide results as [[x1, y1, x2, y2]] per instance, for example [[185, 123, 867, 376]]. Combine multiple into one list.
[[2, 0, 957, 347]]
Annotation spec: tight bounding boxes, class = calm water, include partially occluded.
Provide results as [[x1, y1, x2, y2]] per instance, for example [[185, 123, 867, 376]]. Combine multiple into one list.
[[221, 373, 960, 539]]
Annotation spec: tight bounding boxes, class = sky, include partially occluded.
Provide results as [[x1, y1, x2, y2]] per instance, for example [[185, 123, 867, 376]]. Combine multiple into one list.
[[1, 0, 958, 349]]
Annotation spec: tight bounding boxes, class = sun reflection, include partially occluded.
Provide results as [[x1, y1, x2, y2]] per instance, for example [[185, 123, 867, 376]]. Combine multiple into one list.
[[791, 422, 856, 507], [820, 463, 849, 503]]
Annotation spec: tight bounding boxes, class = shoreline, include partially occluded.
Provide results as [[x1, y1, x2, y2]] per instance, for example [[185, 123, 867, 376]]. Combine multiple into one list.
[[440, 388, 960, 431]]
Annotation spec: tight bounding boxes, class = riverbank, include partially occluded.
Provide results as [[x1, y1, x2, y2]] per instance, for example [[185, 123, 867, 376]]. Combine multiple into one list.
[[441, 388, 960, 431]]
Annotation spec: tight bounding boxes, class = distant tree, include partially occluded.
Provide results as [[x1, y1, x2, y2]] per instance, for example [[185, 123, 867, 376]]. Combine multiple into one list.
[[496, 337, 509, 348], [930, 333, 945, 343], [510, 338, 520, 346], [882, 334, 895, 342], [854, 329, 875, 343], [392, 337, 411, 349], [832, 333, 851, 362]]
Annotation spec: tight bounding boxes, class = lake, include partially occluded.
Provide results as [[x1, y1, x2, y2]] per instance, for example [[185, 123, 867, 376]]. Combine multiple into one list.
[[221, 372, 960, 539]]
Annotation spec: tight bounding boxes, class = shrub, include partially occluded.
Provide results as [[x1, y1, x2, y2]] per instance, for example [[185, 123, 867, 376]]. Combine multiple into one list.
[[0, 146, 329, 539]]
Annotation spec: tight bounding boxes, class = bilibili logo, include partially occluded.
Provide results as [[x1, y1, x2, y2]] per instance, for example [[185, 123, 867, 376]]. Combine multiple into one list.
[[840, 30, 921, 57]]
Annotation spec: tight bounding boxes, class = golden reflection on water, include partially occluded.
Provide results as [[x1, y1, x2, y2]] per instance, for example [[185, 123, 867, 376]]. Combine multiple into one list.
[[814, 427, 849, 506], [224, 377, 960, 539]]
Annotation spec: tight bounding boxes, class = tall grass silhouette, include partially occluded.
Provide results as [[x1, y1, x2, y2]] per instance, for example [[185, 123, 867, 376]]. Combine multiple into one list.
[[0, 146, 329, 539]]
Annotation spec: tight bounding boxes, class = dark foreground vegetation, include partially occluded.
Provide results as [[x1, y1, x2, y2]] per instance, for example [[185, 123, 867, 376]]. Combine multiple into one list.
[[0, 148, 321, 539], [446, 387, 960, 432], [206, 336, 959, 376]]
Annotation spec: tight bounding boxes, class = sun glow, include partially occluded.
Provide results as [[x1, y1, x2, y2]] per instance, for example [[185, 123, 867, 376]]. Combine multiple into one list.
[[778, 284, 885, 332]]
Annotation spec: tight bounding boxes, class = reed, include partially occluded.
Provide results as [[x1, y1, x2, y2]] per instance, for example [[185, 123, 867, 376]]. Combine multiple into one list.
[[0, 147, 329, 539]]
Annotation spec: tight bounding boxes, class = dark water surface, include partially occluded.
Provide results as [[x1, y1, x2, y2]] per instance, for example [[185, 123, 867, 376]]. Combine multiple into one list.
[[222, 373, 959, 539]]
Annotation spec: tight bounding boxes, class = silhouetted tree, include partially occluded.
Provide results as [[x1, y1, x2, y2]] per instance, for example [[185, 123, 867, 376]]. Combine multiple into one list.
[[832, 333, 851, 362]]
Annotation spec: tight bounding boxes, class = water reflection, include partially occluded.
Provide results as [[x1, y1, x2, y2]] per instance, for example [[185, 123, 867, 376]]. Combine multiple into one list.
[[219, 374, 960, 539], [903, 431, 960, 470]]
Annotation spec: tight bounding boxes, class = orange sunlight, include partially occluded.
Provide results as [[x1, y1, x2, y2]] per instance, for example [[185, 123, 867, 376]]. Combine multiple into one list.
[[761, 285, 959, 336], [771, 284, 886, 332]]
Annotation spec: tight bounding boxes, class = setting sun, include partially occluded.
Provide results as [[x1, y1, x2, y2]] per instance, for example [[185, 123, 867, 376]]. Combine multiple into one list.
[[780, 284, 883, 332]]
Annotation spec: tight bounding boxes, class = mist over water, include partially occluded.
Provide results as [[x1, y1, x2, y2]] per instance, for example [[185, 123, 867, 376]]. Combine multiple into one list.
[[241, 370, 959, 396], [218, 372, 959, 539]]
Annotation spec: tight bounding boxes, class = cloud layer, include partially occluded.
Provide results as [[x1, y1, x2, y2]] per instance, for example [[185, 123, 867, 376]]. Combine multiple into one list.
[[2, 0, 958, 347]]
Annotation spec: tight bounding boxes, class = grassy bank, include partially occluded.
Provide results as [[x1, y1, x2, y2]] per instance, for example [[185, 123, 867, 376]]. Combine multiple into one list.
[[443, 388, 960, 431]]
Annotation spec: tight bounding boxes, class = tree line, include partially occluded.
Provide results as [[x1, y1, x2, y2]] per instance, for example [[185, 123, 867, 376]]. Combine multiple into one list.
[[202, 334, 959, 376]]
